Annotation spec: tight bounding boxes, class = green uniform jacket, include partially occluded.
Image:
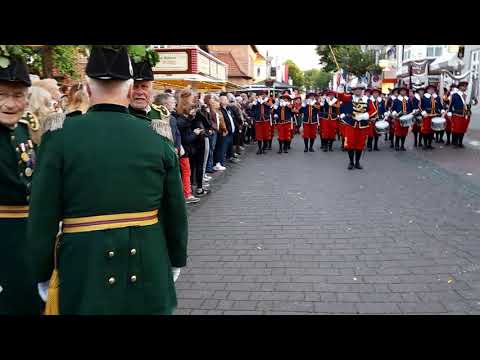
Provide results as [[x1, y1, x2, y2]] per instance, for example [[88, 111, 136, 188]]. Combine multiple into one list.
[[27, 104, 188, 315], [0, 120, 43, 314]]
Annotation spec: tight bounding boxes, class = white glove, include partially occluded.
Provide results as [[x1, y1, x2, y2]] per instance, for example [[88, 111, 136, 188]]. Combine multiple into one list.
[[441, 109, 446, 114], [172, 267, 181, 283], [340, 113, 346, 119], [355, 113, 369, 121], [384, 111, 390, 117], [391, 111, 398, 117], [447, 112, 452, 117], [38, 281, 49, 302], [421, 111, 427, 117]]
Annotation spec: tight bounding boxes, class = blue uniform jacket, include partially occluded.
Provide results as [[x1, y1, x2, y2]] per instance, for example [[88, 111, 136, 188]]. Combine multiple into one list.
[[392, 96, 413, 116], [273, 105, 294, 123], [299, 104, 319, 123], [421, 94, 443, 116], [448, 92, 468, 115], [251, 102, 272, 121]]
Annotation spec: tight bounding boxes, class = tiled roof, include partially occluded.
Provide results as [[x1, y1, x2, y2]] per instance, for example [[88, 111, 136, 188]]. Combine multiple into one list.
[[211, 51, 252, 79]]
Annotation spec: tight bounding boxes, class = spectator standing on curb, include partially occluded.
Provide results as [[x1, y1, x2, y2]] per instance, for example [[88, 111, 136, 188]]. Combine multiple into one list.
[[176, 89, 209, 198]]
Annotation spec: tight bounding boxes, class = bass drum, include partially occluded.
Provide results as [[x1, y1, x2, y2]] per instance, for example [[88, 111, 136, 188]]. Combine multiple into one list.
[[431, 116, 446, 131], [375, 119, 389, 135]]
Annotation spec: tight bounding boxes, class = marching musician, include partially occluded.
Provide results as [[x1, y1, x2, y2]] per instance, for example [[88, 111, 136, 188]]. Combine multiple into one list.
[[442, 84, 454, 145], [366, 88, 385, 152], [273, 92, 294, 154], [251, 91, 272, 155], [411, 85, 425, 148], [391, 86, 414, 151], [337, 84, 376, 170], [299, 92, 319, 152], [385, 87, 399, 147], [448, 81, 470, 148], [320, 90, 340, 152], [421, 84, 445, 150]]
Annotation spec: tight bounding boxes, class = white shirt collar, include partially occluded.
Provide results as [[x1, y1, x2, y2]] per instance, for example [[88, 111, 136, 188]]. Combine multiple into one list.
[[145, 105, 151, 113]]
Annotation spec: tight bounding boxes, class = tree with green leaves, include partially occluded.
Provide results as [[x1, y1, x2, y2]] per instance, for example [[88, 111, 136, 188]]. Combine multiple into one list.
[[316, 45, 382, 77], [284, 59, 304, 88], [304, 69, 333, 91]]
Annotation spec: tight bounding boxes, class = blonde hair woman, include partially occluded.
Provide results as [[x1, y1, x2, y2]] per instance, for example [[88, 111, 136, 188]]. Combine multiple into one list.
[[26, 85, 55, 144], [66, 83, 90, 115]]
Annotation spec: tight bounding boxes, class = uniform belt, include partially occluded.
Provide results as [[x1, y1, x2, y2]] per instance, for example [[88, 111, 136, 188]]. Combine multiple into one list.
[[62, 209, 158, 234], [0, 205, 29, 219]]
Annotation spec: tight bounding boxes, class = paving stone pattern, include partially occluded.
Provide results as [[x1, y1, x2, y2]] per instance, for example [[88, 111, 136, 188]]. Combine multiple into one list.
[[175, 136, 480, 314]]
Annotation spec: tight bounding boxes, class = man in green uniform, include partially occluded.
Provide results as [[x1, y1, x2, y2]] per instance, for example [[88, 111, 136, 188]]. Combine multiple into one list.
[[0, 49, 44, 314], [128, 55, 175, 144], [27, 46, 188, 315]]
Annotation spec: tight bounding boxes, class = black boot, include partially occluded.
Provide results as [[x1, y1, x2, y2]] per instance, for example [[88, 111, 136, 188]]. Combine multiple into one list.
[[427, 135, 434, 149], [263, 141, 268, 152], [418, 133, 423, 147], [400, 136, 406, 151], [354, 150, 363, 169], [373, 136, 379, 151], [395, 136, 400, 151], [283, 141, 289, 153], [277, 141, 283, 154], [268, 139, 272, 150], [452, 133, 458, 147], [256, 141, 263, 155], [446, 132, 451, 145], [304, 138, 309, 152], [390, 135, 394, 148], [329, 140, 334, 151], [458, 133, 465, 148], [367, 137, 373, 151], [309, 138, 315, 152], [413, 132, 418, 147], [348, 150, 355, 170], [439, 130, 445, 143]]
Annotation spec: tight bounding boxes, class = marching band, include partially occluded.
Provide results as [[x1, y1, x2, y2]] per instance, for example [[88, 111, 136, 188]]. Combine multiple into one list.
[[248, 81, 473, 169]]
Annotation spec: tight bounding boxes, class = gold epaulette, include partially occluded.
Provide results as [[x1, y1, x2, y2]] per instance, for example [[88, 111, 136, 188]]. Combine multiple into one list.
[[151, 104, 170, 120], [19, 111, 40, 131]]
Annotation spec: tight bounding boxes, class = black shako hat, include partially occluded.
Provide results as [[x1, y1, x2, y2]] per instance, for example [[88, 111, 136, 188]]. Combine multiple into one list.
[[132, 60, 154, 81], [86, 46, 133, 80], [0, 57, 31, 86]]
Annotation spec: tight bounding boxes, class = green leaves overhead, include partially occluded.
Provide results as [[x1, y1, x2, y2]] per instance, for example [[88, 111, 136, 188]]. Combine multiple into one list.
[[0, 45, 38, 69], [127, 45, 159, 66]]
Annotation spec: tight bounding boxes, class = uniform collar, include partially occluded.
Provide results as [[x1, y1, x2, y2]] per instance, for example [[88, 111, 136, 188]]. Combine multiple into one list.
[[128, 105, 147, 116], [89, 104, 130, 113]]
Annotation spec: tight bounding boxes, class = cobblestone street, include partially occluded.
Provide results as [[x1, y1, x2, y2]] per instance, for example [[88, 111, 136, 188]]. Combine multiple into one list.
[[175, 134, 480, 314]]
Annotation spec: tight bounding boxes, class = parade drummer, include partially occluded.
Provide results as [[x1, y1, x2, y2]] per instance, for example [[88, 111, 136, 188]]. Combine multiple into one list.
[[273, 91, 294, 154], [0, 48, 44, 315], [411, 85, 425, 148], [448, 81, 470, 148], [421, 84, 445, 150], [391, 86, 414, 151], [251, 90, 272, 154], [385, 87, 398, 147], [337, 83, 376, 170], [299, 92, 319, 152], [366, 88, 385, 152], [320, 90, 340, 152], [27, 46, 188, 315]]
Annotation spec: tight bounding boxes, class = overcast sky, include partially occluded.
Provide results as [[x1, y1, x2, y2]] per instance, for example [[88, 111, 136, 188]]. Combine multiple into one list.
[[256, 45, 322, 71]]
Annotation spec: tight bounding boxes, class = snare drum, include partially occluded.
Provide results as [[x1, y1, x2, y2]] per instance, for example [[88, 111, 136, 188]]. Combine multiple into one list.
[[375, 120, 389, 135], [399, 114, 414, 128], [431, 116, 446, 131]]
